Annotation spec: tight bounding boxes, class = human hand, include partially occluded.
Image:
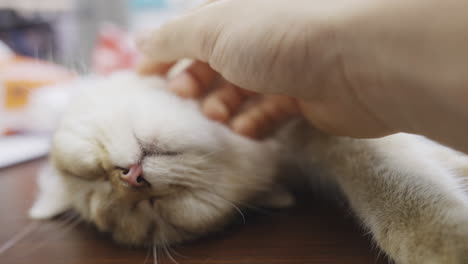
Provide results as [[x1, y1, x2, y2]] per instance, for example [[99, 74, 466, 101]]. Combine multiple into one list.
[[138, 0, 468, 152], [138, 0, 395, 138], [164, 61, 301, 139]]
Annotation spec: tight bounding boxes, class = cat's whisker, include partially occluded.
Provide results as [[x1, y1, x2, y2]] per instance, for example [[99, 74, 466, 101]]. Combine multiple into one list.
[[0, 221, 40, 255], [162, 233, 188, 260], [143, 244, 152, 264], [166, 245, 187, 260], [44, 216, 82, 244], [55, 211, 81, 225], [144, 160, 268, 191], [142, 177, 197, 189], [206, 188, 276, 220], [169, 172, 267, 192], [144, 173, 252, 193], [153, 244, 158, 264], [156, 175, 256, 194], [193, 190, 247, 225], [24, 215, 83, 256], [207, 190, 274, 216], [189, 150, 221, 163], [211, 193, 246, 224], [163, 243, 180, 264], [232, 202, 275, 216]]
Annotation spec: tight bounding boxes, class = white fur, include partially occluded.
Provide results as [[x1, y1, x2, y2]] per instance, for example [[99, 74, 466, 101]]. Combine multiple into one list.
[[30, 72, 468, 263], [296, 130, 468, 264], [31, 72, 288, 246], [29, 164, 69, 219]]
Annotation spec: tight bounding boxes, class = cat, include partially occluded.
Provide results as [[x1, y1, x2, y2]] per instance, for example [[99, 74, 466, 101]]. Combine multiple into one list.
[[29, 72, 468, 264]]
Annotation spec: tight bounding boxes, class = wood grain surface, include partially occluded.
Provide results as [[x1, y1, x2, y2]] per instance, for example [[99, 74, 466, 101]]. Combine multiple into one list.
[[0, 159, 389, 264]]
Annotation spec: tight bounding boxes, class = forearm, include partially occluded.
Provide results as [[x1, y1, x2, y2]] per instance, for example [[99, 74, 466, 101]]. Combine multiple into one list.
[[339, 0, 468, 152]]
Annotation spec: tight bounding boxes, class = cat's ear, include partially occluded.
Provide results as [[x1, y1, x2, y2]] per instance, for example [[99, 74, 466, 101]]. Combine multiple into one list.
[[29, 163, 71, 219], [255, 184, 295, 208]]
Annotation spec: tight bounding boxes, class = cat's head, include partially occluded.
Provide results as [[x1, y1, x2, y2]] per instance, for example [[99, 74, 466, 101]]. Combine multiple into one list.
[[29, 72, 293, 246]]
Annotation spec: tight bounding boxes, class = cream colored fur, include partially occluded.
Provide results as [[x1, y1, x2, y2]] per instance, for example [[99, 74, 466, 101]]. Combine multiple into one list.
[[30, 72, 468, 263], [30, 72, 286, 245], [286, 124, 468, 264]]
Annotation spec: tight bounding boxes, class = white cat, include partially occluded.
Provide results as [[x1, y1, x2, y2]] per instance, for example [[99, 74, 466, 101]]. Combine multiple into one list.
[[30, 72, 468, 263]]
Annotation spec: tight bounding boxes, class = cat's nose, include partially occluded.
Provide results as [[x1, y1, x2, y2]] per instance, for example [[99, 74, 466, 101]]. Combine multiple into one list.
[[120, 164, 147, 187]]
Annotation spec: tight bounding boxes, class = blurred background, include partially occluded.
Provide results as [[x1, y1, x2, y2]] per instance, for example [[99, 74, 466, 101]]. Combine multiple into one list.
[[0, 0, 202, 168]]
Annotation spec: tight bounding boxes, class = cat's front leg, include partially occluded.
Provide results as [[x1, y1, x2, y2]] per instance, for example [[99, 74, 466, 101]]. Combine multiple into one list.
[[307, 133, 468, 264]]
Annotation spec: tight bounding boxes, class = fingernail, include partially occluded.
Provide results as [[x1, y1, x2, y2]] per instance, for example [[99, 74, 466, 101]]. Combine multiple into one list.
[[168, 72, 196, 98]]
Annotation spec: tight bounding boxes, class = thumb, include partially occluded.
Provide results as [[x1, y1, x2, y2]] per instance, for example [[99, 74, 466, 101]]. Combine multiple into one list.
[[137, 0, 226, 64]]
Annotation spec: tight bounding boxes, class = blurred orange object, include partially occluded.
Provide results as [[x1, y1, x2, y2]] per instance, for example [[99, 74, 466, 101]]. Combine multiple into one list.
[[1, 56, 74, 110], [0, 55, 74, 135]]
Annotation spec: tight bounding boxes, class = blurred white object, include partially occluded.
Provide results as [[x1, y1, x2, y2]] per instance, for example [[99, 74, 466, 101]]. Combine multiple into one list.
[[0, 76, 97, 168], [0, 135, 50, 168], [0, 41, 13, 62], [0, 0, 74, 12], [25, 83, 73, 133], [0, 41, 13, 134], [26, 76, 97, 133]]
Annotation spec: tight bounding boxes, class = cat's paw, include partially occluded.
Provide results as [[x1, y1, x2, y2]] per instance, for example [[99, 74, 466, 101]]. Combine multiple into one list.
[[378, 208, 468, 264]]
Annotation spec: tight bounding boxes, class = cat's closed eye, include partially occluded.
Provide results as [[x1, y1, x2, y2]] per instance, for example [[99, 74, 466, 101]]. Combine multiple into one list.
[[136, 138, 181, 157], [141, 146, 181, 157], [155, 150, 180, 156]]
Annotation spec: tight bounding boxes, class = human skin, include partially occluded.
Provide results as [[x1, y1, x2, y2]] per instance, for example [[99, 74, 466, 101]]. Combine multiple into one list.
[[138, 0, 468, 153]]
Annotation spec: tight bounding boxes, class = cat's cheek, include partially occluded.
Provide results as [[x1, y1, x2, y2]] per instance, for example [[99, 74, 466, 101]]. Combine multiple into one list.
[[164, 194, 234, 234], [90, 199, 112, 232]]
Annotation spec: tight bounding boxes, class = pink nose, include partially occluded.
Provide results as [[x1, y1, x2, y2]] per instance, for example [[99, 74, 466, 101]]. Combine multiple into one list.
[[120, 164, 145, 187]]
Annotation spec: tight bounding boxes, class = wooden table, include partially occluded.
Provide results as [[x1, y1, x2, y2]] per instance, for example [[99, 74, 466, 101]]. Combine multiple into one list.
[[0, 159, 389, 264]]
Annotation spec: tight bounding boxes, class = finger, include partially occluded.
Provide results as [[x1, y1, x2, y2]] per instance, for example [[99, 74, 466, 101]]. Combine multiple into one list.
[[194, 0, 218, 9], [136, 0, 218, 65], [136, 1, 227, 64], [137, 60, 175, 76], [202, 82, 253, 122], [231, 96, 300, 139], [168, 61, 218, 98], [136, 0, 221, 75]]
